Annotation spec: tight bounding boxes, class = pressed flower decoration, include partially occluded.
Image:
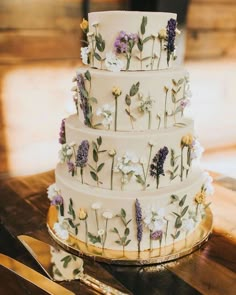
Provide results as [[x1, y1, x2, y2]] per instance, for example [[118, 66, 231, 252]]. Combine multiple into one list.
[[59, 119, 66, 144], [96, 104, 115, 129], [150, 146, 169, 188], [76, 140, 90, 183], [53, 217, 69, 240], [112, 86, 122, 131], [135, 199, 143, 253], [180, 134, 194, 181], [105, 52, 124, 72], [165, 18, 177, 66], [78, 208, 89, 247]]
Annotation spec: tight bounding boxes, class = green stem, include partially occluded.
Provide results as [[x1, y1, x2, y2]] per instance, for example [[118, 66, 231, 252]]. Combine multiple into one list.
[[126, 55, 131, 71], [95, 209, 99, 232], [165, 221, 169, 245], [164, 90, 168, 128], [196, 204, 199, 217], [180, 146, 184, 181], [110, 156, 114, 190], [157, 39, 162, 69], [149, 230, 153, 251], [159, 238, 162, 256], [85, 219, 88, 247], [150, 37, 155, 70], [80, 167, 83, 184], [145, 145, 153, 184], [114, 96, 118, 131], [156, 174, 160, 189], [102, 219, 108, 251], [148, 111, 151, 129]]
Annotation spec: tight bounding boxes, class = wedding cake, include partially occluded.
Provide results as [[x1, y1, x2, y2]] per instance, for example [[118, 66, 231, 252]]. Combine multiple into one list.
[[47, 11, 213, 262]]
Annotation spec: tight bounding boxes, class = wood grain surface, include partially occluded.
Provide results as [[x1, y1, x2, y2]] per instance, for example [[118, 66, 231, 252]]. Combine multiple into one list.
[[0, 170, 235, 294]]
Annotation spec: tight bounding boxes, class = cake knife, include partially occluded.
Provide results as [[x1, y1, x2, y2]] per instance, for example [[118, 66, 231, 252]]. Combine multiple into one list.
[[18, 235, 129, 295], [0, 253, 75, 295]]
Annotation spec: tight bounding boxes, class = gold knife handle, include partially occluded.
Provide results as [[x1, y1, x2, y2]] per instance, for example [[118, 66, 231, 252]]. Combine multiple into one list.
[[79, 273, 129, 295]]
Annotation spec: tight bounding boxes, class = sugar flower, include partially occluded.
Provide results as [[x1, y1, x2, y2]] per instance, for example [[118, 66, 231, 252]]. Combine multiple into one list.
[[191, 139, 204, 160], [80, 46, 90, 65], [91, 202, 102, 210], [76, 140, 89, 168], [135, 199, 143, 251], [102, 211, 113, 219], [58, 143, 73, 163], [105, 52, 124, 72], [59, 119, 66, 144], [78, 208, 88, 220], [150, 147, 169, 188], [112, 86, 122, 97], [165, 18, 177, 65], [181, 134, 194, 148], [53, 218, 69, 240], [47, 183, 59, 201], [96, 104, 115, 128], [114, 31, 138, 54], [80, 18, 88, 32]]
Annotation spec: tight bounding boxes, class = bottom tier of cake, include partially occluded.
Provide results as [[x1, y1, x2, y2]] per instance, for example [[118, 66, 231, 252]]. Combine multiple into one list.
[[47, 164, 213, 260]]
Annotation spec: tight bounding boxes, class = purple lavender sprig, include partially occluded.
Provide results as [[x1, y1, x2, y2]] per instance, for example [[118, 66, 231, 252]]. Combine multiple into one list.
[[135, 199, 143, 253], [150, 146, 169, 189], [165, 18, 177, 66], [77, 73, 91, 127], [59, 119, 66, 144], [67, 161, 76, 177], [150, 230, 163, 240], [76, 140, 90, 184]]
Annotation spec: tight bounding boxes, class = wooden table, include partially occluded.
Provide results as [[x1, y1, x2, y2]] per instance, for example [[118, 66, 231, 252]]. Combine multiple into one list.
[[0, 170, 235, 295]]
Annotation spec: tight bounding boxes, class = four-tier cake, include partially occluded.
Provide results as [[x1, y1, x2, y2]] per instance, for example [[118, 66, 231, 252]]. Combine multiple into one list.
[[47, 11, 213, 264]]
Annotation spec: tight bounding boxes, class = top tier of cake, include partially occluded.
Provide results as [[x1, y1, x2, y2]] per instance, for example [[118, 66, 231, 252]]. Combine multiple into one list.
[[81, 11, 178, 71]]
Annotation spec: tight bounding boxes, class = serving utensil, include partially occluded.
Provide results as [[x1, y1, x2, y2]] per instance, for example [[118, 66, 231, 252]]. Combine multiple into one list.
[[0, 253, 75, 295], [18, 235, 129, 295]]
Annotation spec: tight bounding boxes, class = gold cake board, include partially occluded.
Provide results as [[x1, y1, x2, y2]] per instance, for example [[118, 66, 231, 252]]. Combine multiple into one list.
[[47, 206, 213, 266]]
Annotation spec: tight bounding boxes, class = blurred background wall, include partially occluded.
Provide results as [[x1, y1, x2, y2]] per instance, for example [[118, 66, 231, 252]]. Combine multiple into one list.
[[0, 0, 236, 178]]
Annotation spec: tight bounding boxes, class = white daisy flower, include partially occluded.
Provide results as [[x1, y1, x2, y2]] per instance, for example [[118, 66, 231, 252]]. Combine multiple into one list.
[[80, 46, 90, 65]]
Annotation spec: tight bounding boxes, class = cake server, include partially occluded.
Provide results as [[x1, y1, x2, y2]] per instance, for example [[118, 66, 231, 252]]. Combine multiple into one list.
[[0, 253, 75, 295], [18, 235, 129, 295]]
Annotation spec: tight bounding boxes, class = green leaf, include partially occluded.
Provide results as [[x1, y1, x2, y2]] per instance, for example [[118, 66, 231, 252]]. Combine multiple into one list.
[[181, 206, 189, 217], [88, 232, 101, 244], [112, 227, 119, 234], [170, 194, 179, 202], [121, 236, 127, 244], [130, 82, 140, 97], [178, 78, 184, 85], [143, 36, 152, 43], [140, 16, 147, 35], [115, 240, 121, 245], [125, 239, 131, 246], [94, 52, 102, 61], [89, 96, 98, 104], [80, 87, 88, 99], [124, 227, 130, 236], [173, 165, 179, 173], [98, 149, 107, 153], [125, 95, 131, 106], [73, 268, 81, 275], [97, 136, 102, 146], [175, 216, 182, 228], [68, 219, 75, 228], [61, 255, 72, 268], [137, 37, 143, 51], [90, 171, 98, 181], [93, 149, 98, 162], [121, 208, 126, 219], [175, 230, 180, 239], [84, 70, 91, 81], [179, 194, 187, 207], [92, 141, 98, 152], [97, 163, 105, 173], [172, 79, 177, 86], [75, 227, 78, 235]]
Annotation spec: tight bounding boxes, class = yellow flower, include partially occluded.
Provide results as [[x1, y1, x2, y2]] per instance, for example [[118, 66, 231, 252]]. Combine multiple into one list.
[[112, 86, 122, 97], [181, 134, 194, 148], [80, 18, 88, 32], [158, 28, 167, 39], [108, 149, 116, 157], [78, 208, 87, 220], [195, 191, 206, 204]]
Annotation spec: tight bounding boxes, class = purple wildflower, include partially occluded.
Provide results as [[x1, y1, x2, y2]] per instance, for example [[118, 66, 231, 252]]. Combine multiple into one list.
[[67, 161, 76, 176], [51, 194, 63, 206], [76, 140, 89, 168], [150, 146, 169, 188], [135, 199, 143, 252], [114, 31, 138, 54], [77, 73, 90, 126], [151, 230, 163, 240], [165, 18, 177, 66], [59, 119, 66, 144]]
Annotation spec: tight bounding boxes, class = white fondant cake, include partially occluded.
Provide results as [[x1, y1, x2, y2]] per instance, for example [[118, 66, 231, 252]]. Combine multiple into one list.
[[48, 11, 213, 258]]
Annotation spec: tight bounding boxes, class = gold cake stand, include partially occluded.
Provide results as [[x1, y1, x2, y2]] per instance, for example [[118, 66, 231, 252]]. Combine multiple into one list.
[[47, 206, 213, 266]]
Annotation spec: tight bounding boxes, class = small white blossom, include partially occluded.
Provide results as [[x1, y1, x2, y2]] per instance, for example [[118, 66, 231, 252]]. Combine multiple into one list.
[[58, 144, 73, 163], [96, 104, 115, 128], [191, 139, 204, 160], [98, 229, 105, 236], [203, 172, 214, 195], [182, 218, 195, 232], [53, 218, 69, 240], [91, 202, 102, 210], [80, 46, 90, 65], [47, 183, 58, 200], [105, 52, 124, 72], [143, 206, 167, 231], [102, 211, 113, 219]]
